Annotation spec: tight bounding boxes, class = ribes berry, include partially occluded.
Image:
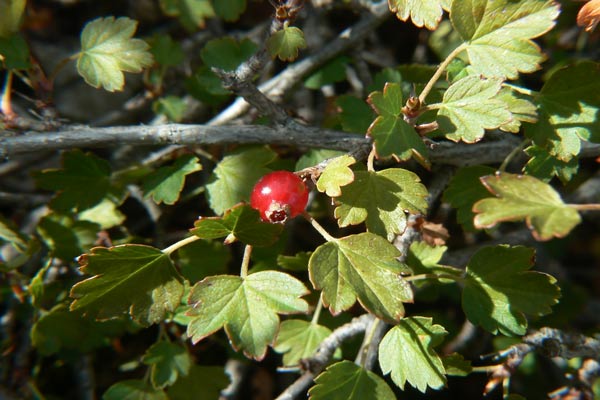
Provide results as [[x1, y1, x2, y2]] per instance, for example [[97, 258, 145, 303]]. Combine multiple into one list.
[[250, 171, 309, 223]]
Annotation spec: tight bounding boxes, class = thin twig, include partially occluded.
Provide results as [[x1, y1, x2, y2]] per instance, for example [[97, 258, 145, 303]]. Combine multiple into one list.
[[275, 313, 373, 400]]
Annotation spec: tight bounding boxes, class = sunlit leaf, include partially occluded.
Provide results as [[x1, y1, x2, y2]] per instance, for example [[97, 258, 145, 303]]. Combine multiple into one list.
[[316, 155, 356, 197], [0, 0, 25, 37], [450, 0, 560, 79], [186, 271, 309, 360], [379, 317, 447, 392], [159, 0, 215, 31], [437, 75, 512, 143], [273, 319, 335, 366], [267, 26, 306, 62], [388, 0, 451, 30], [473, 173, 581, 241], [335, 168, 428, 241], [70, 245, 185, 326], [524, 145, 579, 184], [309, 232, 413, 322], [103, 380, 167, 400], [309, 361, 396, 400], [77, 17, 153, 92]]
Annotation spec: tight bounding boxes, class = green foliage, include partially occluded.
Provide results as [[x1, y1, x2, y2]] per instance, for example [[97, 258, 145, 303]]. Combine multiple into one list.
[[450, 0, 560, 79], [200, 37, 257, 70], [159, 0, 215, 31], [462, 245, 560, 335], [0, 34, 31, 69], [316, 155, 356, 197], [267, 26, 307, 62], [206, 147, 276, 215], [186, 271, 309, 359], [103, 380, 167, 400], [33, 150, 112, 212], [142, 154, 202, 205], [70, 245, 185, 326], [442, 165, 496, 232], [436, 75, 511, 142], [0, 0, 25, 37], [309, 232, 413, 322], [213, 0, 246, 21], [336, 95, 375, 134], [190, 204, 284, 247], [524, 62, 600, 162], [152, 96, 187, 122], [379, 317, 447, 391], [77, 16, 153, 92], [473, 172, 582, 240], [335, 168, 428, 241], [142, 341, 192, 389], [367, 82, 430, 165], [309, 360, 396, 400], [388, 0, 451, 30], [274, 319, 335, 366], [0, 215, 39, 270], [305, 56, 350, 89]]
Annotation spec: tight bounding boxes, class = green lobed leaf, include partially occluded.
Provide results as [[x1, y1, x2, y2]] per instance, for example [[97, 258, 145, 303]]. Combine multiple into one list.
[[316, 155, 356, 197], [152, 96, 187, 122], [213, 0, 246, 21], [201, 37, 257, 71], [443, 353, 473, 376], [496, 87, 538, 133], [142, 341, 192, 389], [206, 147, 276, 215], [335, 168, 428, 241], [159, 0, 215, 31], [166, 365, 230, 400], [77, 16, 153, 92], [473, 172, 582, 241], [379, 316, 448, 392], [37, 215, 99, 261], [31, 305, 132, 356], [150, 34, 184, 67], [79, 199, 126, 230], [273, 319, 335, 366], [462, 245, 560, 336], [267, 25, 307, 62], [524, 62, 600, 161], [450, 0, 560, 79], [336, 95, 375, 134], [186, 271, 309, 360], [442, 165, 496, 232], [70, 244, 185, 326], [103, 380, 167, 400], [296, 149, 345, 171], [191, 204, 283, 247], [524, 145, 579, 183], [33, 150, 112, 212], [309, 360, 396, 400], [0, 0, 25, 37], [143, 154, 202, 205], [0, 34, 31, 69], [367, 83, 429, 166], [309, 232, 413, 322], [436, 75, 512, 143], [388, 0, 451, 30], [305, 56, 350, 89]]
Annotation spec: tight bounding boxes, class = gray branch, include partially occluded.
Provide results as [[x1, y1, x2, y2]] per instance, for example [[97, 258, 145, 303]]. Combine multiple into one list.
[[275, 313, 373, 400]]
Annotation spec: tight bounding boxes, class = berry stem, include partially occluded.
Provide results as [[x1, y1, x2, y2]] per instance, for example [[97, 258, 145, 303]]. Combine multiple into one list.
[[162, 235, 201, 256], [310, 295, 324, 325], [302, 211, 336, 242], [367, 147, 376, 172], [240, 244, 253, 278], [418, 43, 466, 105]]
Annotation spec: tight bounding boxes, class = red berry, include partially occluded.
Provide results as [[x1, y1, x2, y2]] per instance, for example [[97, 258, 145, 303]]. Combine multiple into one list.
[[250, 171, 309, 223]]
